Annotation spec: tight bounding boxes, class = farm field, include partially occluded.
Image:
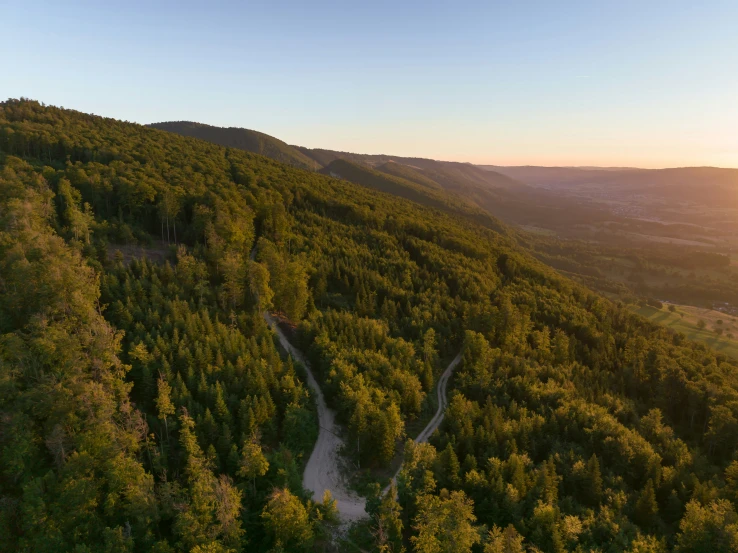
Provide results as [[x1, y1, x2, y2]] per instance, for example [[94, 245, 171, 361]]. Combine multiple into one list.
[[630, 303, 738, 359]]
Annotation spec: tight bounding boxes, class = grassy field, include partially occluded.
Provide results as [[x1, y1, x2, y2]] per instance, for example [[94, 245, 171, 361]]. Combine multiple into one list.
[[630, 303, 738, 359]]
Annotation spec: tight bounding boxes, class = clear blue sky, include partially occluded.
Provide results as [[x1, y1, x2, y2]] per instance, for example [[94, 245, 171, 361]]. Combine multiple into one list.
[[4, 1, 737, 167]]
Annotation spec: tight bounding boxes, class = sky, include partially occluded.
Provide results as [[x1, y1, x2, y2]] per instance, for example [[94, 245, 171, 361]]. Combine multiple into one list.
[[3, 1, 738, 168]]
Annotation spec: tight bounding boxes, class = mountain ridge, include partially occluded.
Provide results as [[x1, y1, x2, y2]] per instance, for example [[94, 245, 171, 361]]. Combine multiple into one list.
[[148, 120, 317, 170]]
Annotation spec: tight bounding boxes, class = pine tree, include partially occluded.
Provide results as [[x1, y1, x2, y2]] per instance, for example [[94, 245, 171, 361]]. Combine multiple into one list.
[[440, 443, 461, 488], [634, 480, 659, 529], [237, 434, 269, 491], [156, 376, 176, 445], [261, 488, 313, 551], [586, 453, 603, 505], [375, 483, 405, 553], [411, 490, 480, 553], [484, 525, 526, 553]]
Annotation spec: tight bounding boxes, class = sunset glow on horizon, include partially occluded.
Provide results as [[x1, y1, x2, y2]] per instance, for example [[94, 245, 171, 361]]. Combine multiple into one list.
[[4, 1, 737, 169]]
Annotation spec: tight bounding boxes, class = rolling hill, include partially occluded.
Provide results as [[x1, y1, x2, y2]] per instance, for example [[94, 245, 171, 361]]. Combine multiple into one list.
[[149, 121, 622, 231], [319, 158, 509, 234], [147, 120, 738, 322], [148, 120, 317, 170], [375, 160, 443, 191]]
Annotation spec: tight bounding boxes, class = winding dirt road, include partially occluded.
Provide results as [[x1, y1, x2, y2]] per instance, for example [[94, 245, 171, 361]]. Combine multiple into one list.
[[263, 313, 367, 522], [383, 350, 463, 494], [262, 289, 462, 516], [415, 350, 463, 444]]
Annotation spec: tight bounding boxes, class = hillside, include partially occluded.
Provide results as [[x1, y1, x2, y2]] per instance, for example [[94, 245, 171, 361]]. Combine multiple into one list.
[[2, 99, 738, 552], [149, 121, 317, 171], [150, 123, 607, 233], [319, 158, 508, 234], [299, 146, 523, 197], [376, 160, 443, 191], [148, 122, 738, 321]]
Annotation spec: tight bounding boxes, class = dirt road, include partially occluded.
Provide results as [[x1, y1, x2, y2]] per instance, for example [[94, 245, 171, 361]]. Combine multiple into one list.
[[415, 350, 462, 444], [263, 313, 367, 522], [383, 350, 463, 494]]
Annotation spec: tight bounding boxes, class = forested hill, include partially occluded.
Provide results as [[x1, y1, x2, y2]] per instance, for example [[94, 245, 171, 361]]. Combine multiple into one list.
[[148, 121, 317, 171], [2, 98, 738, 552], [150, 120, 619, 234], [319, 158, 509, 235]]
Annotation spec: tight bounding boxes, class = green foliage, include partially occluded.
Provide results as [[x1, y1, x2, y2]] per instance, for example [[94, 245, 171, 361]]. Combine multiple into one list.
[[0, 159, 157, 552], [3, 99, 738, 553], [675, 500, 738, 552], [149, 121, 318, 171], [410, 490, 480, 553], [261, 488, 314, 551]]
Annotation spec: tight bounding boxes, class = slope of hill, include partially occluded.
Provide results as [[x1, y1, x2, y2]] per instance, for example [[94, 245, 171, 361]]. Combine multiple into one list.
[[144, 120, 738, 353], [148, 124, 580, 233], [3, 99, 738, 551], [149, 120, 317, 170], [488, 164, 738, 191], [376, 160, 443, 191], [299, 146, 523, 196], [320, 158, 509, 234]]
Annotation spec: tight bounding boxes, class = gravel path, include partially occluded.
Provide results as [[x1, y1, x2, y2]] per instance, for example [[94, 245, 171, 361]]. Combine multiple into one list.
[[262, 285, 463, 514], [415, 350, 463, 444], [263, 313, 367, 522], [383, 350, 463, 494]]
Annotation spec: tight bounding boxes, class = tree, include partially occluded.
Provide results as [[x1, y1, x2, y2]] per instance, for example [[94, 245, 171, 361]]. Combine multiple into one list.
[[238, 434, 269, 491], [705, 405, 738, 458], [221, 252, 245, 309], [675, 500, 738, 553], [247, 260, 274, 312], [158, 190, 180, 244], [374, 483, 405, 553], [317, 489, 339, 523], [529, 502, 564, 553], [174, 412, 244, 551], [411, 490, 480, 553], [281, 260, 309, 321], [261, 488, 314, 551], [586, 454, 603, 505], [634, 480, 659, 528], [156, 376, 175, 444], [484, 525, 525, 553], [438, 443, 461, 488], [725, 461, 738, 503], [57, 177, 93, 243]]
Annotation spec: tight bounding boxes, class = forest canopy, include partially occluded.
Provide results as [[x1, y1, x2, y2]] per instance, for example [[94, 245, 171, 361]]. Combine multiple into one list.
[[1, 99, 738, 552]]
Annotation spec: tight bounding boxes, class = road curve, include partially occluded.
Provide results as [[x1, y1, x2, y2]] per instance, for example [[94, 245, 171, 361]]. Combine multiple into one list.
[[415, 350, 463, 444], [383, 350, 463, 494], [254, 246, 462, 509], [263, 313, 367, 522]]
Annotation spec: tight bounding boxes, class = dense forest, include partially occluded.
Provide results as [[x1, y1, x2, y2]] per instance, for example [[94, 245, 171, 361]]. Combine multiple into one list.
[[156, 120, 738, 320], [2, 99, 738, 552]]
